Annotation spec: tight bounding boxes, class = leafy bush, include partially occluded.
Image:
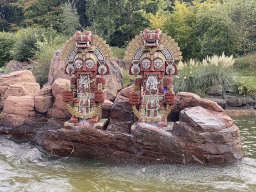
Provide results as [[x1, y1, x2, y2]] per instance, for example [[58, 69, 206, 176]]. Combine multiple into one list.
[[32, 31, 67, 87], [233, 53, 256, 72], [111, 47, 126, 60], [0, 32, 16, 67], [13, 28, 39, 61]]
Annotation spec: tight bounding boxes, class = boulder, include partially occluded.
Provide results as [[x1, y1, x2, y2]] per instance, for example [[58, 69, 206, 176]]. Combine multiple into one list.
[[224, 95, 246, 107], [205, 97, 227, 109], [169, 92, 224, 122], [173, 106, 244, 163], [3, 96, 35, 117], [35, 96, 53, 114], [0, 70, 40, 108], [48, 78, 71, 120], [0, 84, 29, 109], [206, 85, 223, 96], [0, 95, 37, 127], [106, 86, 137, 134], [102, 100, 113, 119], [34, 85, 53, 114], [105, 60, 123, 101], [46, 50, 70, 86]]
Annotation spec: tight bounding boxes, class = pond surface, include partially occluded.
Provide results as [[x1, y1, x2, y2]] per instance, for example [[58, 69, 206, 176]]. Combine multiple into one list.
[[0, 117, 255, 192]]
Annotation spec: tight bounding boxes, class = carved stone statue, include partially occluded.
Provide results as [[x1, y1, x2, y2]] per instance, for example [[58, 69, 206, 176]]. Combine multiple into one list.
[[125, 29, 182, 129], [61, 31, 113, 129]]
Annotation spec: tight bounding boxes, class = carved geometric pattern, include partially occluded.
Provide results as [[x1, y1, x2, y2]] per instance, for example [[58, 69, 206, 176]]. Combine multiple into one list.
[[124, 32, 182, 62], [61, 34, 113, 61], [67, 48, 77, 62], [161, 46, 174, 62], [94, 47, 105, 61], [133, 47, 144, 62]]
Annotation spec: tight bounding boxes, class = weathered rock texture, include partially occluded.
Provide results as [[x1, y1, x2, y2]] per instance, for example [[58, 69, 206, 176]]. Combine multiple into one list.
[[0, 70, 41, 127], [0, 70, 40, 108], [47, 78, 71, 120], [36, 91, 244, 164], [0, 59, 244, 164], [6, 60, 34, 71]]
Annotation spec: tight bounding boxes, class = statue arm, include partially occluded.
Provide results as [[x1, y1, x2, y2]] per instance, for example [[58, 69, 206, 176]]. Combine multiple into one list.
[[163, 77, 175, 105], [129, 78, 142, 105]]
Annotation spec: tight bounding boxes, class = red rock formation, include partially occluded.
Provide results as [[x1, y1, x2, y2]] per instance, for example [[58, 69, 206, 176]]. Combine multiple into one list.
[[0, 70, 41, 127], [38, 91, 244, 164]]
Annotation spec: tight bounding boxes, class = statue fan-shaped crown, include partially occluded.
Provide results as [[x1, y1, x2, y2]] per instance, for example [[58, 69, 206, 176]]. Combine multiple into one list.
[[124, 30, 182, 62], [61, 33, 113, 61]]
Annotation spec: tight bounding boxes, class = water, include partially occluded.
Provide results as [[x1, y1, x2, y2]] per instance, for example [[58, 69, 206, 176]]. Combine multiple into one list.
[[0, 117, 255, 192]]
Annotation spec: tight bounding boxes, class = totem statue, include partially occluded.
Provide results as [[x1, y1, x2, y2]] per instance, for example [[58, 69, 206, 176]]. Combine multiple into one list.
[[125, 29, 182, 129], [61, 31, 113, 129]]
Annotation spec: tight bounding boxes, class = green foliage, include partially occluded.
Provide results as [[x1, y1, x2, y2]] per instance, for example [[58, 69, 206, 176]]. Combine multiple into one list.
[[232, 76, 256, 95], [173, 54, 237, 96], [234, 52, 256, 73], [0, 32, 16, 67], [0, 1, 24, 31], [31, 29, 67, 87], [61, 2, 80, 36], [173, 64, 235, 96], [13, 28, 39, 61], [150, 0, 256, 61], [123, 69, 135, 88], [228, 0, 256, 55], [16, 0, 63, 31], [111, 47, 126, 60], [86, 0, 118, 42]]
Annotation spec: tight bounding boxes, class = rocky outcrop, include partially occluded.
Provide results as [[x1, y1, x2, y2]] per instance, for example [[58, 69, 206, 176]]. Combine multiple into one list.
[[0, 61, 244, 164], [47, 78, 71, 120], [0, 71, 41, 127], [173, 106, 243, 163], [169, 92, 224, 122], [0, 70, 40, 108], [6, 60, 34, 71], [224, 95, 247, 107], [107, 86, 136, 133], [35, 85, 53, 114], [36, 91, 244, 164]]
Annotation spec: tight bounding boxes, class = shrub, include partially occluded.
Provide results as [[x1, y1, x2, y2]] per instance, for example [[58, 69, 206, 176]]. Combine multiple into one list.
[[0, 32, 16, 67], [173, 54, 236, 96], [233, 52, 256, 73], [13, 28, 39, 61], [32, 31, 67, 87], [111, 47, 126, 60]]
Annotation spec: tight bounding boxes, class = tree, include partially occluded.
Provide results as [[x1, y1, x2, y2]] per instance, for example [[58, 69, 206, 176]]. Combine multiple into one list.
[[227, 0, 256, 55], [163, 1, 197, 60], [109, 0, 172, 47], [0, 0, 23, 31], [61, 1, 80, 36], [13, 0, 64, 31], [86, 0, 118, 42]]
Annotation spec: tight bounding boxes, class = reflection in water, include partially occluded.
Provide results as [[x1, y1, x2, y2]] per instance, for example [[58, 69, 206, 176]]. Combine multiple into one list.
[[0, 117, 255, 192]]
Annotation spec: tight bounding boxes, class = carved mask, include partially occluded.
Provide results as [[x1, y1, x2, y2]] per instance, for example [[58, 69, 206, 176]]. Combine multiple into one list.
[[75, 31, 92, 49], [143, 29, 161, 47]]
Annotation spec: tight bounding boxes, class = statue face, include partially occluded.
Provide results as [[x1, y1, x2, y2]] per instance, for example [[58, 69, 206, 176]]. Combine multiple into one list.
[[143, 29, 161, 47], [74, 53, 98, 79], [75, 31, 92, 48], [140, 51, 166, 80]]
